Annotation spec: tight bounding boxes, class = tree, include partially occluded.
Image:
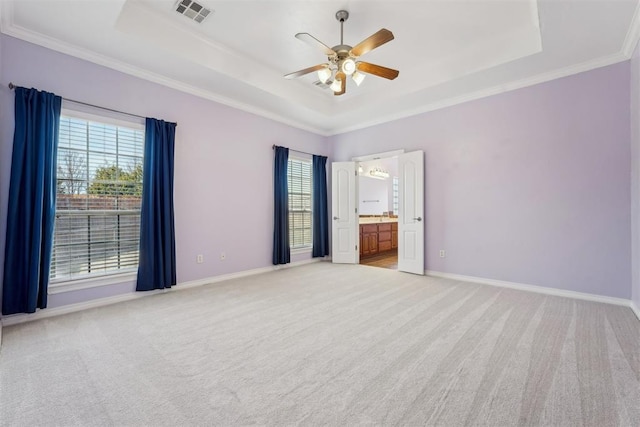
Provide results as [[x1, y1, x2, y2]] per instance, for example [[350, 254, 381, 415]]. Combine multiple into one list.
[[87, 163, 143, 196], [125, 163, 143, 196], [57, 151, 87, 194]]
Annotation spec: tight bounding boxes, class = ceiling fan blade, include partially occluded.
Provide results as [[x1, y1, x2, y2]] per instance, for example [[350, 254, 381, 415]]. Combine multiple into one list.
[[350, 29, 394, 57], [284, 64, 328, 79], [356, 62, 399, 80], [295, 33, 336, 57], [334, 71, 346, 96]]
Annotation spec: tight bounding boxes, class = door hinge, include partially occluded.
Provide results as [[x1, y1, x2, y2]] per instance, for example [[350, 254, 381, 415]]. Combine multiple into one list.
[[355, 208, 358, 213], [356, 245, 358, 251]]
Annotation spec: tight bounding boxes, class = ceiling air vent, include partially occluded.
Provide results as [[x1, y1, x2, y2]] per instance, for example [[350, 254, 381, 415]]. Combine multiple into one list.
[[175, 0, 211, 23]]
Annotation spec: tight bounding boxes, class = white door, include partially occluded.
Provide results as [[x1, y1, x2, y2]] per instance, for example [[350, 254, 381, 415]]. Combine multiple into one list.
[[398, 151, 425, 275], [331, 162, 359, 264]]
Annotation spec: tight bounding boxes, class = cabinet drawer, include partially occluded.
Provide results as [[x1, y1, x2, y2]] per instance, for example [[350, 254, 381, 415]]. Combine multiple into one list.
[[379, 241, 392, 251], [378, 231, 391, 242], [378, 223, 392, 232], [361, 224, 378, 233]]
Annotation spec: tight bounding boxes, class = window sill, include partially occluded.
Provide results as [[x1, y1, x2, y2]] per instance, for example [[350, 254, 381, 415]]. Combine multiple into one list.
[[291, 246, 312, 255], [48, 272, 137, 294]]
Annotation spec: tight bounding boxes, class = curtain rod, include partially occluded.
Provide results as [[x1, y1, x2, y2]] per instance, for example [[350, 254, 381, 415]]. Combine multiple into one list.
[[272, 144, 318, 157], [8, 82, 174, 125]]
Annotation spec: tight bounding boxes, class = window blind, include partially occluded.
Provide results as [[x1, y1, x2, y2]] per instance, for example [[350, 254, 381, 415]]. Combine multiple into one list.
[[288, 157, 313, 249], [50, 116, 145, 283]]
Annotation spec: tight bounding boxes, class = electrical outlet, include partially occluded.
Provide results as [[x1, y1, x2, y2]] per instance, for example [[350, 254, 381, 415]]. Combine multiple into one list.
[[220, 252, 226, 261], [439, 250, 446, 258], [196, 254, 204, 264]]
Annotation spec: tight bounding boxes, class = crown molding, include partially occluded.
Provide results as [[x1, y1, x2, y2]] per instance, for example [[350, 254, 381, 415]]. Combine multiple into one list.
[[115, 0, 332, 114], [0, 21, 331, 136], [330, 52, 628, 136], [1, 0, 638, 138]]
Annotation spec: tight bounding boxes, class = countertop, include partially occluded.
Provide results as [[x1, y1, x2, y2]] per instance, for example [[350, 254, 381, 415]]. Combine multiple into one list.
[[359, 217, 398, 224]]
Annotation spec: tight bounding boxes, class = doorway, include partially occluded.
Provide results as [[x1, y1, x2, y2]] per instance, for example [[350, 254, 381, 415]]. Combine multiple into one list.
[[357, 157, 399, 270], [331, 150, 425, 275]]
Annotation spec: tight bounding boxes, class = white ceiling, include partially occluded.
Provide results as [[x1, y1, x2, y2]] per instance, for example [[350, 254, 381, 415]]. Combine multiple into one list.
[[1, 0, 639, 136]]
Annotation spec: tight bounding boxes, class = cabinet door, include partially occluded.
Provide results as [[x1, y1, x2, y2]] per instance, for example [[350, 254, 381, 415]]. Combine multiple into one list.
[[392, 231, 398, 249], [378, 230, 392, 252], [361, 232, 370, 255], [368, 233, 379, 254]]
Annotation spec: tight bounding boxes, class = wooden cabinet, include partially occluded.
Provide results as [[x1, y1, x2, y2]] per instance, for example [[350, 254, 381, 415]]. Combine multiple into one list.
[[359, 222, 397, 256], [378, 223, 392, 252], [360, 224, 378, 256], [391, 223, 398, 249]]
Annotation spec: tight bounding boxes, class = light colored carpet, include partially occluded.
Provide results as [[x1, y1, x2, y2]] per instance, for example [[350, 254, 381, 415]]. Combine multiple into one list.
[[0, 262, 638, 426]]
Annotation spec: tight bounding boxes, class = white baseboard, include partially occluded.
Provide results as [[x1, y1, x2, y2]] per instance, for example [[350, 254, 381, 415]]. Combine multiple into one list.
[[2, 259, 632, 330], [0, 291, 157, 327], [426, 270, 633, 308], [177, 257, 326, 290], [631, 301, 640, 321], [0, 257, 327, 328]]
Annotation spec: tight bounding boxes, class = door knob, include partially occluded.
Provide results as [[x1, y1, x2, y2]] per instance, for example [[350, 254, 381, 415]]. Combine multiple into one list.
[[333, 216, 339, 220], [413, 217, 422, 222]]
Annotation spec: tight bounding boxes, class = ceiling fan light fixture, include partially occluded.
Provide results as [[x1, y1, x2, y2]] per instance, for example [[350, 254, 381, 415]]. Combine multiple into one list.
[[341, 58, 356, 75], [352, 71, 365, 86], [317, 67, 332, 84], [330, 76, 342, 92]]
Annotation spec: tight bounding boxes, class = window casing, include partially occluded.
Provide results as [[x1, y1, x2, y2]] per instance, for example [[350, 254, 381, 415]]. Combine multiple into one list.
[[288, 156, 313, 249], [50, 112, 145, 285]]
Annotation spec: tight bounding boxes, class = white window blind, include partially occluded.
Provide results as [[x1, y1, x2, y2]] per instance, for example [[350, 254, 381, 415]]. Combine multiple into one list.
[[50, 115, 145, 283], [288, 157, 313, 249], [392, 176, 399, 215]]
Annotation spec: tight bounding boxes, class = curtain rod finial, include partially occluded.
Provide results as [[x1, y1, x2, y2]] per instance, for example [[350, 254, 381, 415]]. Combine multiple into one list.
[[8, 82, 15, 90]]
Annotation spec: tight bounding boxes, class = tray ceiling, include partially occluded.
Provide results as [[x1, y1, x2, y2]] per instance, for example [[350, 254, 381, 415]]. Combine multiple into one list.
[[1, 0, 638, 135]]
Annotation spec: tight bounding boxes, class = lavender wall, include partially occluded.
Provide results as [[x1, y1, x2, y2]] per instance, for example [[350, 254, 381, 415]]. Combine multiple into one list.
[[331, 62, 632, 299], [631, 42, 640, 310], [0, 35, 329, 310]]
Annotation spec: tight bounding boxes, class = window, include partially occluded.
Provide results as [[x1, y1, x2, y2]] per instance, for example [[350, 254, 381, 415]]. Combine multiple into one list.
[[50, 113, 145, 284], [288, 156, 313, 249], [392, 176, 399, 215]]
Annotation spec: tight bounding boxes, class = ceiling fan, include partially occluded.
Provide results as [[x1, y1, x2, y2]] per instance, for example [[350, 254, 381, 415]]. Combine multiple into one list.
[[284, 10, 399, 96]]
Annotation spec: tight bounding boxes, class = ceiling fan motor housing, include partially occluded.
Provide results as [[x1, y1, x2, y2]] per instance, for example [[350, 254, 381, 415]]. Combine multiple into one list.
[[330, 45, 356, 75], [331, 45, 352, 56]]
